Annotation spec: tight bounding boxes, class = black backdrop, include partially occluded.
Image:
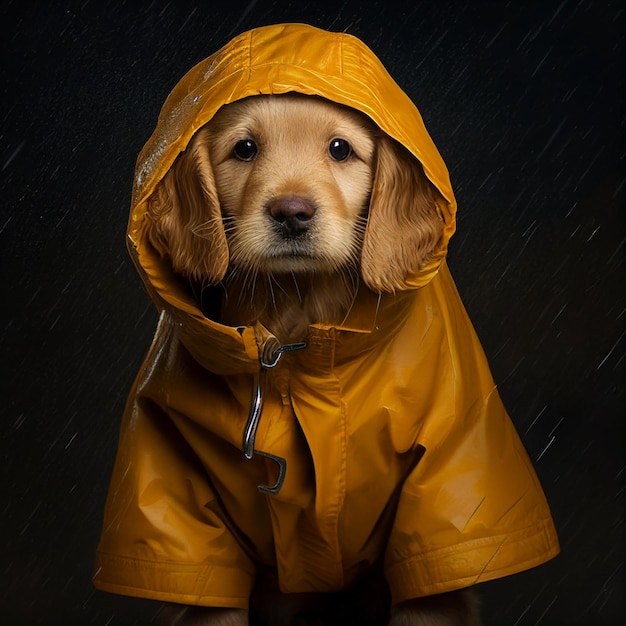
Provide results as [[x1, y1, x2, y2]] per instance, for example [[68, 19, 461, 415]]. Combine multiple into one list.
[[1, 1, 624, 625]]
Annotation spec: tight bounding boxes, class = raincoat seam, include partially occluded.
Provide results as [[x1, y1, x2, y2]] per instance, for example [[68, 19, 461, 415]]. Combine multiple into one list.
[[243, 62, 380, 100], [96, 551, 240, 570], [95, 552, 254, 595], [393, 518, 556, 563], [93, 582, 249, 604], [336, 372, 348, 568], [339, 34, 344, 75]]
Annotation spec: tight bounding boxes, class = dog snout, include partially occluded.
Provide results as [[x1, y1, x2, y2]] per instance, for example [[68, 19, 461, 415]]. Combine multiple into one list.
[[267, 196, 316, 237]]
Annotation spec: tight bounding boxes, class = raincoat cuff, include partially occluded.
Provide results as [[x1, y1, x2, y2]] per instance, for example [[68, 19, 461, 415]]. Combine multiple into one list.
[[93, 552, 252, 609], [385, 518, 560, 604]]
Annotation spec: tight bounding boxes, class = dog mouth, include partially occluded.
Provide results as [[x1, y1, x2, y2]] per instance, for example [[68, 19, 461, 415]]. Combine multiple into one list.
[[258, 233, 325, 272], [270, 235, 315, 255]]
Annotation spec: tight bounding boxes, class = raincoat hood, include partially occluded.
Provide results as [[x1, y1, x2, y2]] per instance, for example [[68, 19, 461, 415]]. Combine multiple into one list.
[[128, 23, 456, 333], [95, 24, 558, 608]]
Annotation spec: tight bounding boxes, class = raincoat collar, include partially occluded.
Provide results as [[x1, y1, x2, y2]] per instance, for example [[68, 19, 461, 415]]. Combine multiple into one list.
[[163, 275, 416, 377]]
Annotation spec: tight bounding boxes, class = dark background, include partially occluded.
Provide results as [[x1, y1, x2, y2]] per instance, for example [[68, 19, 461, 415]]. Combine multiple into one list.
[[1, 1, 624, 624]]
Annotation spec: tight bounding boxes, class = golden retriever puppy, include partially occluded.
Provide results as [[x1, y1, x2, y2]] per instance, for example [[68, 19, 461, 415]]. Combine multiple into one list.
[[148, 94, 444, 347], [148, 94, 479, 625]]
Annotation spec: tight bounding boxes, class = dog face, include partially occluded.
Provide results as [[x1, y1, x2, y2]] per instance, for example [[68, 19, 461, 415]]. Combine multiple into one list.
[[207, 95, 376, 276], [148, 93, 444, 296]]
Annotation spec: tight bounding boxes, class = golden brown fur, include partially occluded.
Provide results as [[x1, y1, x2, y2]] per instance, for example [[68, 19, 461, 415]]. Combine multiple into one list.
[[148, 94, 444, 344], [148, 94, 479, 624]]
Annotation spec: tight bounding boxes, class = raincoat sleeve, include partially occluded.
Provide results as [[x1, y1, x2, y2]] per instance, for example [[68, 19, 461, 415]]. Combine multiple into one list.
[[384, 267, 559, 603], [93, 313, 255, 609]]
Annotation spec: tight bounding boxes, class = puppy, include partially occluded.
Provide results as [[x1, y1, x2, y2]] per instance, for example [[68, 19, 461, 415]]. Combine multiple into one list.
[[148, 94, 443, 347], [147, 94, 480, 625]]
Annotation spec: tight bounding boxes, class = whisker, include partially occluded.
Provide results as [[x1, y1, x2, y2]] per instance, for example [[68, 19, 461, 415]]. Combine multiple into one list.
[[266, 273, 278, 313], [247, 267, 262, 311], [338, 265, 361, 326], [290, 272, 303, 303], [191, 216, 224, 238], [373, 291, 383, 324], [221, 218, 237, 236]]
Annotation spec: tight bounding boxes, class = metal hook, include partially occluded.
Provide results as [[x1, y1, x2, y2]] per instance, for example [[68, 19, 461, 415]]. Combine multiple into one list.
[[253, 450, 288, 494], [243, 372, 262, 460], [260, 341, 307, 369], [241, 341, 307, 494]]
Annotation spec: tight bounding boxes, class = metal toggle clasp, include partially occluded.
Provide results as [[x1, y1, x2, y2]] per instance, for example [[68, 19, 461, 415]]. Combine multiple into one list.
[[242, 341, 307, 494], [260, 341, 307, 369]]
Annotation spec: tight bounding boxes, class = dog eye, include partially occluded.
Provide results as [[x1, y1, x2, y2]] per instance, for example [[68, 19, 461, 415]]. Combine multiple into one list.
[[328, 138, 352, 162], [233, 139, 257, 161]]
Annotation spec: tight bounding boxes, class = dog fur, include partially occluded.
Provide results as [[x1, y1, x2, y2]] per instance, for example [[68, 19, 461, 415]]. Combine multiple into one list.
[[147, 94, 480, 625], [148, 94, 444, 345]]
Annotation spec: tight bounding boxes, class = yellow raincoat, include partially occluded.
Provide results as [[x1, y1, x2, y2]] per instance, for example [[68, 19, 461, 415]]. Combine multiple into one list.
[[93, 23, 559, 609]]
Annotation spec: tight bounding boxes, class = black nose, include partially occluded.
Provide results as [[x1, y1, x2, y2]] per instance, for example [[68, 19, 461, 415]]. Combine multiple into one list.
[[267, 196, 316, 237]]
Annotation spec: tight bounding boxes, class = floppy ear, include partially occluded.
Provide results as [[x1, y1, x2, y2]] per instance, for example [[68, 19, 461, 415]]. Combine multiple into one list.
[[361, 135, 445, 293], [147, 128, 228, 284]]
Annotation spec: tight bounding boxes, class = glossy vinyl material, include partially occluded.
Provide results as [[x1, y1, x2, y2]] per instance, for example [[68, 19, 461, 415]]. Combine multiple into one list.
[[93, 23, 559, 608]]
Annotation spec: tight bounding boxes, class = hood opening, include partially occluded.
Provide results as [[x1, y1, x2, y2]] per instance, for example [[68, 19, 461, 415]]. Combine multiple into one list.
[[128, 23, 458, 354]]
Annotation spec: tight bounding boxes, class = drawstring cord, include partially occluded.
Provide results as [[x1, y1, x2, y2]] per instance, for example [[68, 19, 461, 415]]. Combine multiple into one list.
[[242, 341, 307, 494]]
